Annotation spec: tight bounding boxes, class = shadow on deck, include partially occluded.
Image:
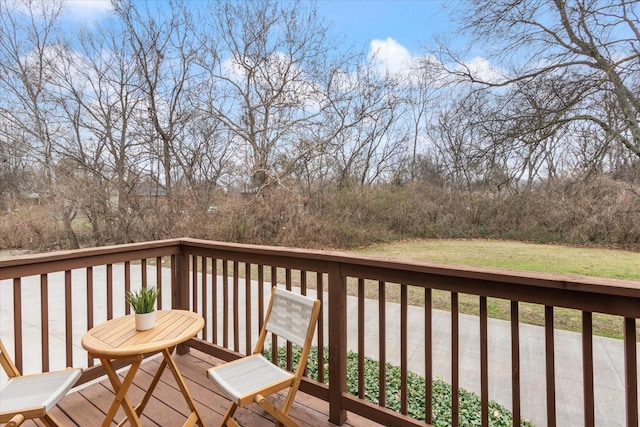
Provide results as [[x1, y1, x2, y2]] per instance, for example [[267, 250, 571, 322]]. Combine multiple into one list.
[[32, 349, 378, 426]]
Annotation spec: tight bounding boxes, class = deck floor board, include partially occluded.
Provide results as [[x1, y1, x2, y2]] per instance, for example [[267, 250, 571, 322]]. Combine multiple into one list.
[[26, 349, 379, 426]]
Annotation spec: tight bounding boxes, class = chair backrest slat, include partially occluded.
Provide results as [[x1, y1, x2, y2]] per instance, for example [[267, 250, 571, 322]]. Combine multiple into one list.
[[265, 288, 316, 347]]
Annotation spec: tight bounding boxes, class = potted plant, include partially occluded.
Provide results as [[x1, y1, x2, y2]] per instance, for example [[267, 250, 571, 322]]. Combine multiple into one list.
[[126, 286, 159, 331]]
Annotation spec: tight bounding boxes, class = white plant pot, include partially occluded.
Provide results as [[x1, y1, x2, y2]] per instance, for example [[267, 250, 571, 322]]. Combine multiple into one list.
[[135, 311, 155, 331]]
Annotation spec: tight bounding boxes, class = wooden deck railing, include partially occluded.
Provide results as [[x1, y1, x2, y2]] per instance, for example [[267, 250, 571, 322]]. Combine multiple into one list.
[[1, 238, 639, 427]]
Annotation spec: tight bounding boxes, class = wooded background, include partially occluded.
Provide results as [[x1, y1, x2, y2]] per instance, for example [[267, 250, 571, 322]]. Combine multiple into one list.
[[1, 0, 639, 250]]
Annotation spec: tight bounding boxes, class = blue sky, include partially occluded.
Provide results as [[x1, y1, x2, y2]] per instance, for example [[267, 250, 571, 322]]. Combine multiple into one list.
[[58, 0, 458, 56], [54, 0, 485, 79], [313, 1, 489, 78], [48, 0, 496, 81], [315, 0, 453, 53]]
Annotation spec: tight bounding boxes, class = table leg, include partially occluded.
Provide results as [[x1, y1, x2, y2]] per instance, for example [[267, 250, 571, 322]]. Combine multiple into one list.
[[101, 357, 143, 427], [136, 354, 168, 416], [162, 347, 206, 427]]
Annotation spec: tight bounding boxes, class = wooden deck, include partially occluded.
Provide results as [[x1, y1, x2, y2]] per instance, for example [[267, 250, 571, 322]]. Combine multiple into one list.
[[27, 349, 379, 426]]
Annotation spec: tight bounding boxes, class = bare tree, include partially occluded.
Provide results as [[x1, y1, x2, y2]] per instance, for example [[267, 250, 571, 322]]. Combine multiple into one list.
[[428, 101, 484, 191], [112, 0, 202, 214], [405, 58, 443, 182], [0, 0, 65, 187], [444, 0, 640, 164], [324, 64, 408, 188], [0, 118, 34, 203], [174, 112, 235, 210], [194, 0, 340, 192], [50, 19, 145, 244]]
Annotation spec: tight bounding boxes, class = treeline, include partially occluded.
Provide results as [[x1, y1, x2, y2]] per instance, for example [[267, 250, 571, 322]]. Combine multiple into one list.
[[1, 1, 639, 250], [2, 176, 639, 251]]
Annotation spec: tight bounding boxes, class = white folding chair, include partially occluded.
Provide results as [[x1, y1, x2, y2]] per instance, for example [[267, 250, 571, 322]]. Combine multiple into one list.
[[207, 287, 321, 427], [0, 339, 82, 427]]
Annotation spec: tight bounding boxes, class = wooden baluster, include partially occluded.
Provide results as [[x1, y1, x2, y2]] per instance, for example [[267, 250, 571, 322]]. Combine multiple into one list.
[[357, 278, 365, 399], [624, 317, 638, 427], [511, 301, 521, 425], [400, 284, 408, 415], [124, 261, 130, 315], [378, 281, 386, 408], [40, 274, 49, 372], [245, 262, 251, 355], [317, 272, 325, 383], [202, 257, 208, 340], [223, 260, 229, 349], [65, 270, 73, 367], [424, 287, 432, 424], [545, 305, 557, 427], [451, 292, 459, 427], [233, 261, 239, 353], [480, 296, 489, 427], [582, 311, 595, 427], [86, 267, 94, 367], [13, 278, 22, 373]]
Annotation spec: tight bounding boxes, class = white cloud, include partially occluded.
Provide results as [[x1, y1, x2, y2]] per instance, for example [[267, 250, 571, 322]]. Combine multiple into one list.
[[219, 52, 326, 113], [62, 0, 112, 21], [367, 37, 448, 89], [4, 0, 112, 23], [369, 37, 414, 76], [458, 56, 505, 84], [367, 38, 505, 88]]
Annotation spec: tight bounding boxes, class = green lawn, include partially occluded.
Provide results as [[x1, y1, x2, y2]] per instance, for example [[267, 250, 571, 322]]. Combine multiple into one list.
[[354, 239, 640, 281], [353, 239, 640, 339]]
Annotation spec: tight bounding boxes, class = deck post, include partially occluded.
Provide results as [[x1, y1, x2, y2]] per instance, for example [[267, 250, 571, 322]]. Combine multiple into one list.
[[175, 245, 191, 355], [328, 263, 347, 425]]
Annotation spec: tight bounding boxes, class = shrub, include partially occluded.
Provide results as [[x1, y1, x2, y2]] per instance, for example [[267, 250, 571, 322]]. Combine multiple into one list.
[[0, 206, 64, 251], [264, 345, 534, 427], [3, 173, 639, 251]]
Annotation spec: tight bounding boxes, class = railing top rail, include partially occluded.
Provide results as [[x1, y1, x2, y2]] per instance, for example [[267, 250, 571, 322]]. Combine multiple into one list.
[[2, 237, 639, 303], [179, 238, 640, 297], [0, 239, 181, 280]]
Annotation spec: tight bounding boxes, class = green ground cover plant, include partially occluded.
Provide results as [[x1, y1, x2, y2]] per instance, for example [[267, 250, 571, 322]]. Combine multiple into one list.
[[264, 345, 534, 427]]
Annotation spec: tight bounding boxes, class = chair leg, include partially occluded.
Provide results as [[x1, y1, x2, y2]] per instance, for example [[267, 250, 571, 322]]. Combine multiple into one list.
[[219, 402, 238, 427], [41, 413, 63, 427], [255, 394, 299, 427]]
